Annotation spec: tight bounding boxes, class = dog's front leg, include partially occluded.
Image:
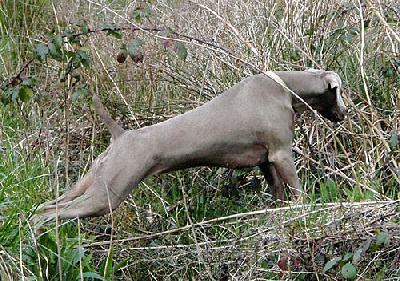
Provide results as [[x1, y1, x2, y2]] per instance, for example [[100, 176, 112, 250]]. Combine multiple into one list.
[[259, 161, 286, 200], [268, 149, 302, 200]]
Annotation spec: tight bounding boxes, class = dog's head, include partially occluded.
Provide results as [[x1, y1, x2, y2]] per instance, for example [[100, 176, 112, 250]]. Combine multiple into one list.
[[307, 70, 348, 122], [319, 72, 347, 122]]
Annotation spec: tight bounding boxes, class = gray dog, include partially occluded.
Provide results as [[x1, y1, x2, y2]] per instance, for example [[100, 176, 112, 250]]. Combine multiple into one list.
[[35, 69, 347, 220]]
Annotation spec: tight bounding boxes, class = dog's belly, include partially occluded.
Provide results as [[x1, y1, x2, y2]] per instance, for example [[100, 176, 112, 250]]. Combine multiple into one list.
[[195, 143, 269, 168], [155, 139, 269, 173]]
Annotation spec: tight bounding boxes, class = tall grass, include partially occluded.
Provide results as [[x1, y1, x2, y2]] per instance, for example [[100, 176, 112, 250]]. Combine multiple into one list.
[[1, 0, 399, 280], [0, 0, 50, 75]]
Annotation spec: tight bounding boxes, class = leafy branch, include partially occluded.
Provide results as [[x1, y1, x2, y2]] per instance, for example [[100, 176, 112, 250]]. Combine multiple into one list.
[[0, 22, 193, 105], [3, 0, 274, 106]]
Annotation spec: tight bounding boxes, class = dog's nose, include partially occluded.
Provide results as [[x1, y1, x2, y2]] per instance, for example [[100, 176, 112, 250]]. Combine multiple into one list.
[[335, 107, 348, 121]]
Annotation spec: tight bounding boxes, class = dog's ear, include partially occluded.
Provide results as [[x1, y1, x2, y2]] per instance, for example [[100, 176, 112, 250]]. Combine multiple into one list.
[[322, 72, 341, 91], [305, 69, 341, 91]]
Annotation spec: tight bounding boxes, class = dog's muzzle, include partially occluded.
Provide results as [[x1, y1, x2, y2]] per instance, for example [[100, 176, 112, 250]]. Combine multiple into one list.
[[321, 106, 348, 122]]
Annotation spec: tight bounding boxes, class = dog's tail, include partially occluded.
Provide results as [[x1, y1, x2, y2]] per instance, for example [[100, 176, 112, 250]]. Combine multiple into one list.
[[92, 95, 125, 139]]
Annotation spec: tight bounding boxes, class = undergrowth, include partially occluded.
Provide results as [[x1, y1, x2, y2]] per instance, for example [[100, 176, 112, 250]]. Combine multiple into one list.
[[0, 0, 399, 280]]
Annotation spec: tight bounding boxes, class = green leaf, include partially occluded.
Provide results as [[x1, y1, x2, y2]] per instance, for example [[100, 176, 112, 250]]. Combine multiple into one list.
[[127, 39, 142, 55], [131, 10, 141, 23], [64, 26, 74, 42], [49, 42, 63, 61], [35, 43, 49, 60], [127, 40, 144, 63], [173, 41, 188, 60], [99, 23, 115, 31], [352, 248, 363, 264], [323, 256, 341, 273], [19, 86, 33, 101], [375, 268, 385, 281], [362, 237, 373, 252], [1, 93, 9, 105], [343, 252, 353, 262], [352, 186, 362, 202], [71, 246, 85, 265], [327, 179, 338, 200], [131, 6, 153, 23], [79, 45, 90, 52], [376, 231, 389, 247], [128, 39, 143, 47], [12, 87, 20, 101], [1, 87, 13, 104], [320, 182, 328, 202], [72, 83, 88, 102], [115, 257, 130, 271], [99, 24, 121, 39], [341, 263, 357, 280], [77, 49, 90, 68], [142, 6, 153, 17], [107, 30, 122, 39], [100, 247, 114, 279], [71, 18, 79, 27], [81, 21, 89, 35], [389, 133, 399, 148], [48, 42, 57, 55], [81, 272, 104, 280], [344, 2, 353, 9], [52, 33, 63, 48], [22, 78, 35, 86]]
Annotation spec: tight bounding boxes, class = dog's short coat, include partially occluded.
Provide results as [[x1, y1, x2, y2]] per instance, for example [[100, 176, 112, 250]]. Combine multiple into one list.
[[35, 69, 347, 220]]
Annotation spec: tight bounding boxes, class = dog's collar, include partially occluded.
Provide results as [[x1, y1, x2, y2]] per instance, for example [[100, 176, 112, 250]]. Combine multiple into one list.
[[264, 71, 289, 94]]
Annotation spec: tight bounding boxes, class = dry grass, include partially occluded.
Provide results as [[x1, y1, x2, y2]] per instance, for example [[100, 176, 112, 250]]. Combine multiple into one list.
[[0, 0, 399, 280]]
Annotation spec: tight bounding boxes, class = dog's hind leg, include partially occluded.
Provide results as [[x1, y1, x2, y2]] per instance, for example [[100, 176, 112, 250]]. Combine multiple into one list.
[[38, 157, 151, 219], [41, 166, 94, 208], [41, 129, 159, 220], [38, 95, 127, 214], [41, 96, 125, 209], [39, 144, 112, 209]]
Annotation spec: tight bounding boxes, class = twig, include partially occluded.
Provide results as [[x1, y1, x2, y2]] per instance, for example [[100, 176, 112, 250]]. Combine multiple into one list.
[[365, 0, 400, 45], [84, 200, 398, 248], [188, 0, 258, 56]]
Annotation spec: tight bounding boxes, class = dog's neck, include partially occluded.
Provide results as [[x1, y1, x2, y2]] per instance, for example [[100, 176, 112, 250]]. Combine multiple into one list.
[[273, 71, 327, 113]]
